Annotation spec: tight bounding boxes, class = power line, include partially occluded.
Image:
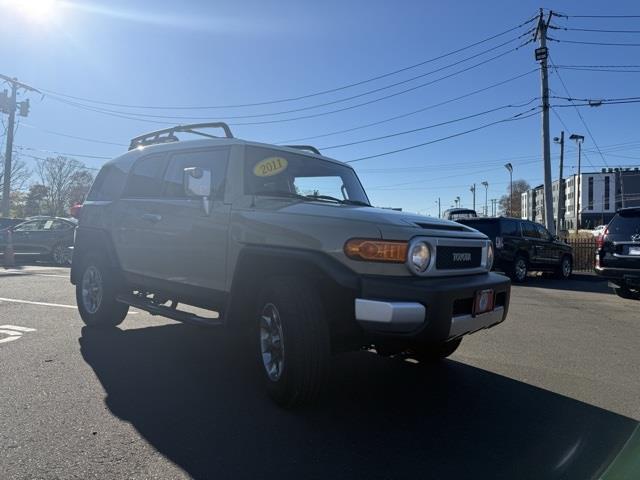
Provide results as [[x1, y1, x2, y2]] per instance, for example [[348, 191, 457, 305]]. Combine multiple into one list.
[[555, 14, 640, 19], [46, 40, 533, 125], [549, 56, 609, 167], [554, 67, 640, 73], [552, 27, 640, 34], [20, 122, 127, 147], [276, 69, 537, 144], [345, 107, 539, 164], [548, 38, 640, 47], [549, 106, 596, 169], [320, 98, 539, 151], [37, 17, 537, 111], [13, 145, 112, 160]]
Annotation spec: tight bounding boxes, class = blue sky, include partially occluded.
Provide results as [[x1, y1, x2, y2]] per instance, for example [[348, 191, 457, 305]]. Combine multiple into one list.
[[1, 0, 639, 216]]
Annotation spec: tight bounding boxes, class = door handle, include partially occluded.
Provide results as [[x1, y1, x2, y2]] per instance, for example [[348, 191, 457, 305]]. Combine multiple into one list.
[[141, 213, 162, 223]]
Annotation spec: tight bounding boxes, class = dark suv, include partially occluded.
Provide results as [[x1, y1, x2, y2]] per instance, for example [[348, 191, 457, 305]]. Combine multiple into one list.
[[595, 207, 640, 300], [457, 217, 573, 282]]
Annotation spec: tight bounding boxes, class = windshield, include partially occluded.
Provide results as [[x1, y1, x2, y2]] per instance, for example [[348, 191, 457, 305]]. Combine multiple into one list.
[[244, 146, 370, 205]]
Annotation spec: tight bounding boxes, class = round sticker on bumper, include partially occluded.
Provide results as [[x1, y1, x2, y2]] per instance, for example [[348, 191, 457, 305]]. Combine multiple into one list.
[[253, 157, 288, 177]]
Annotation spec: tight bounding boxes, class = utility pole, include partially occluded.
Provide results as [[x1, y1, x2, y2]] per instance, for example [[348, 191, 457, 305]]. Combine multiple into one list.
[[554, 132, 565, 232], [534, 8, 556, 236], [481, 181, 488, 216], [0, 74, 38, 217], [504, 163, 513, 216], [569, 134, 584, 234], [436, 198, 441, 218], [470, 184, 476, 212]]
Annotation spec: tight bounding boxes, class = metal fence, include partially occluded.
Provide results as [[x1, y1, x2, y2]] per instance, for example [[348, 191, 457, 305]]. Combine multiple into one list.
[[566, 237, 597, 272]]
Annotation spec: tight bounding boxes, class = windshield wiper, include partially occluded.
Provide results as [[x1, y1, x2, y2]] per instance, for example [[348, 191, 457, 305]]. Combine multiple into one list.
[[253, 190, 307, 200], [305, 194, 370, 207]]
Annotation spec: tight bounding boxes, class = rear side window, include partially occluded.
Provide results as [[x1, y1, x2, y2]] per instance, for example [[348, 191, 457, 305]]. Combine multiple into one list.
[[535, 223, 551, 241], [500, 219, 520, 236], [459, 220, 498, 238], [522, 222, 539, 238], [608, 212, 640, 236], [123, 154, 168, 198], [86, 164, 128, 201], [163, 148, 229, 198]]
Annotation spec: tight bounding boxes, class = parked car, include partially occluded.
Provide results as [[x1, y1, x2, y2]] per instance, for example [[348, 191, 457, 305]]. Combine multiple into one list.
[[595, 207, 640, 300], [0, 217, 76, 265], [71, 122, 511, 407], [443, 207, 477, 221], [0, 217, 25, 231], [457, 217, 573, 282]]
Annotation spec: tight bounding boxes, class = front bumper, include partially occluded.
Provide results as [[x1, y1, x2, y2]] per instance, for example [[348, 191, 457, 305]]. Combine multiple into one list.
[[355, 272, 510, 343]]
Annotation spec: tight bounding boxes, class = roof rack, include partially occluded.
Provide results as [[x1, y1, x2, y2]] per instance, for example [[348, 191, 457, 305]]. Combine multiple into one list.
[[284, 145, 321, 155], [129, 122, 233, 150]]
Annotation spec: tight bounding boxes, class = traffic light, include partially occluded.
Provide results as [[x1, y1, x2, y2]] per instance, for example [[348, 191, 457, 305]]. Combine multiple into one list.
[[18, 98, 29, 117]]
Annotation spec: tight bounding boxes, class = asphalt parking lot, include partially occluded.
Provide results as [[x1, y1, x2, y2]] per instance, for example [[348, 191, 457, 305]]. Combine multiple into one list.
[[1, 266, 638, 480]]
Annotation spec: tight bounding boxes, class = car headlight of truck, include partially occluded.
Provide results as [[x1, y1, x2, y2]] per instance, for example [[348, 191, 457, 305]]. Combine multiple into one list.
[[486, 242, 494, 271], [407, 240, 431, 274]]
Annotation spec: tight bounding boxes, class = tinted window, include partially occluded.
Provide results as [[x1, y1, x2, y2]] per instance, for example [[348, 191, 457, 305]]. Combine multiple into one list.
[[123, 154, 168, 198], [14, 220, 43, 232], [522, 222, 539, 238], [87, 164, 128, 201], [608, 212, 640, 236], [535, 223, 551, 241], [501, 219, 520, 236], [458, 220, 498, 238], [163, 148, 229, 198], [49, 220, 72, 231]]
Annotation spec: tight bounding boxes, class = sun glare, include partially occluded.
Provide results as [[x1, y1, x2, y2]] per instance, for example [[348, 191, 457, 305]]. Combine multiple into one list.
[[3, 0, 59, 24]]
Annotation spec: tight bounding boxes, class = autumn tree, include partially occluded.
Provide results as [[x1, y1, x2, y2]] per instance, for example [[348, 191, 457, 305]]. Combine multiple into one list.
[[498, 179, 530, 217], [35, 156, 94, 216]]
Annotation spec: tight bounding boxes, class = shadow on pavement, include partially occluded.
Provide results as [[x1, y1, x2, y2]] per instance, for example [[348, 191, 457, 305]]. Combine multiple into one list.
[[516, 273, 612, 295], [80, 325, 636, 480]]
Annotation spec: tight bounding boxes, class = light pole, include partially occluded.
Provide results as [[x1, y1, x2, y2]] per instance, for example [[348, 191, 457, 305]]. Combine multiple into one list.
[[470, 184, 476, 212], [569, 134, 584, 234], [504, 163, 513, 216], [435, 198, 441, 218], [455, 196, 460, 208], [481, 181, 488, 216]]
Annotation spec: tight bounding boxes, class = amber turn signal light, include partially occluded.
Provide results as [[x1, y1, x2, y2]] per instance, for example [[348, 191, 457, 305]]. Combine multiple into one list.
[[344, 239, 408, 263]]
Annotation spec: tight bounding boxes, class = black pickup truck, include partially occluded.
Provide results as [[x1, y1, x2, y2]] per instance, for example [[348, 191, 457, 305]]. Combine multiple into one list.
[[457, 217, 573, 282], [595, 207, 640, 300]]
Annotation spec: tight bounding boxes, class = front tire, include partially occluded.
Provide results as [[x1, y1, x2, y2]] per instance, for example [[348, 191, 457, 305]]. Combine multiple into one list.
[[52, 244, 71, 266], [613, 284, 640, 300], [76, 254, 129, 328], [555, 255, 572, 280], [256, 277, 330, 408]]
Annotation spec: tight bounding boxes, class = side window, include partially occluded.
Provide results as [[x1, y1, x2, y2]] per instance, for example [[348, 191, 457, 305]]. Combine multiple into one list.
[[50, 220, 72, 231], [535, 224, 551, 241], [14, 220, 42, 232], [501, 219, 520, 236], [86, 164, 128, 201], [123, 154, 168, 198], [522, 222, 539, 238], [162, 148, 229, 198]]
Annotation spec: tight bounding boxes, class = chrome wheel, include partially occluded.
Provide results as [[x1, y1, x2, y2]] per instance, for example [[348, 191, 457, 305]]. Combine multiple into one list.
[[562, 258, 572, 278], [81, 266, 103, 314], [515, 258, 527, 282], [53, 245, 69, 265], [259, 303, 285, 382]]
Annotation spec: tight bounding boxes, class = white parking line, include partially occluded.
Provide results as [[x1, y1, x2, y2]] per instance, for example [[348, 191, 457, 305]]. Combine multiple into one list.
[[0, 325, 37, 344], [0, 297, 139, 314], [0, 325, 37, 332]]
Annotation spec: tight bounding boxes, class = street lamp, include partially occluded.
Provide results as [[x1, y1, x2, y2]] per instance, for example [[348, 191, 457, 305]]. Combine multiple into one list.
[[504, 163, 513, 216], [481, 181, 488, 216], [455, 196, 460, 208], [569, 134, 585, 233]]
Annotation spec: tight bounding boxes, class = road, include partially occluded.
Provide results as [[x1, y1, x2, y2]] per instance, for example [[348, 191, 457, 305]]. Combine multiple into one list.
[[1, 266, 638, 480]]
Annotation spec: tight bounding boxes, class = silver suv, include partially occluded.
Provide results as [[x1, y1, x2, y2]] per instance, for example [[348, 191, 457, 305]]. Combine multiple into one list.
[[71, 123, 511, 407]]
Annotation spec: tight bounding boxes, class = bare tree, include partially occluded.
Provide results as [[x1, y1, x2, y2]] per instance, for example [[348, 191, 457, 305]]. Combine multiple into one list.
[[0, 156, 32, 199], [498, 179, 530, 217], [35, 156, 93, 216]]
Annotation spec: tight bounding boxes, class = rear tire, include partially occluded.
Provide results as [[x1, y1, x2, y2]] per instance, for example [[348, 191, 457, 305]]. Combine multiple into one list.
[[52, 244, 71, 266], [613, 285, 640, 300], [555, 255, 572, 280], [410, 338, 462, 363], [76, 254, 129, 328], [510, 255, 528, 283], [256, 277, 330, 408]]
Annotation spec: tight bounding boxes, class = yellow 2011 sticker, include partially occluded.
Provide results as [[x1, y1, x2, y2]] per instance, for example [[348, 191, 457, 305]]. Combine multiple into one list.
[[253, 157, 288, 177]]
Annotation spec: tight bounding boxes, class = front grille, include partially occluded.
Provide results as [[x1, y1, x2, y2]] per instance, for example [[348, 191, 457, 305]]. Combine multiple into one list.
[[436, 246, 482, 270]]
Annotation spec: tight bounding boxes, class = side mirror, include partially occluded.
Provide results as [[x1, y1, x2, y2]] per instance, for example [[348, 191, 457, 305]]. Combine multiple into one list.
[[184, 167, 212, 197]]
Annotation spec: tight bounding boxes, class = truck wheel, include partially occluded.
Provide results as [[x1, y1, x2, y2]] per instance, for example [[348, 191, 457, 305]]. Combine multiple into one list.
[[555, 255, 572, 280], [613, 285, 640, 300], [510, 255, 528, 283], [76, 254, 129, 328], [411, 338, 462, 363], [256, 277, 330, 408]]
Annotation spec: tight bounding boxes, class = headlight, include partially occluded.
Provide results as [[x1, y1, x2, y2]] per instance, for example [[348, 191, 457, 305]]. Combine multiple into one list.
[[486, 242, 494, 271], [344, 239, 408, 263], [408, 240, 431, 274]]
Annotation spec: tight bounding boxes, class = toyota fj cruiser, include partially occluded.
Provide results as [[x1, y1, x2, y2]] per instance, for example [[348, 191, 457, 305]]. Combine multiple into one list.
[[71, 123, 511, 407]]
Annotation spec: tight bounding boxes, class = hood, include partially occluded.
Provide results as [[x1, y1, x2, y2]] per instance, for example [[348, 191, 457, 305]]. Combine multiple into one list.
[[253, 199, 485, 239]]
